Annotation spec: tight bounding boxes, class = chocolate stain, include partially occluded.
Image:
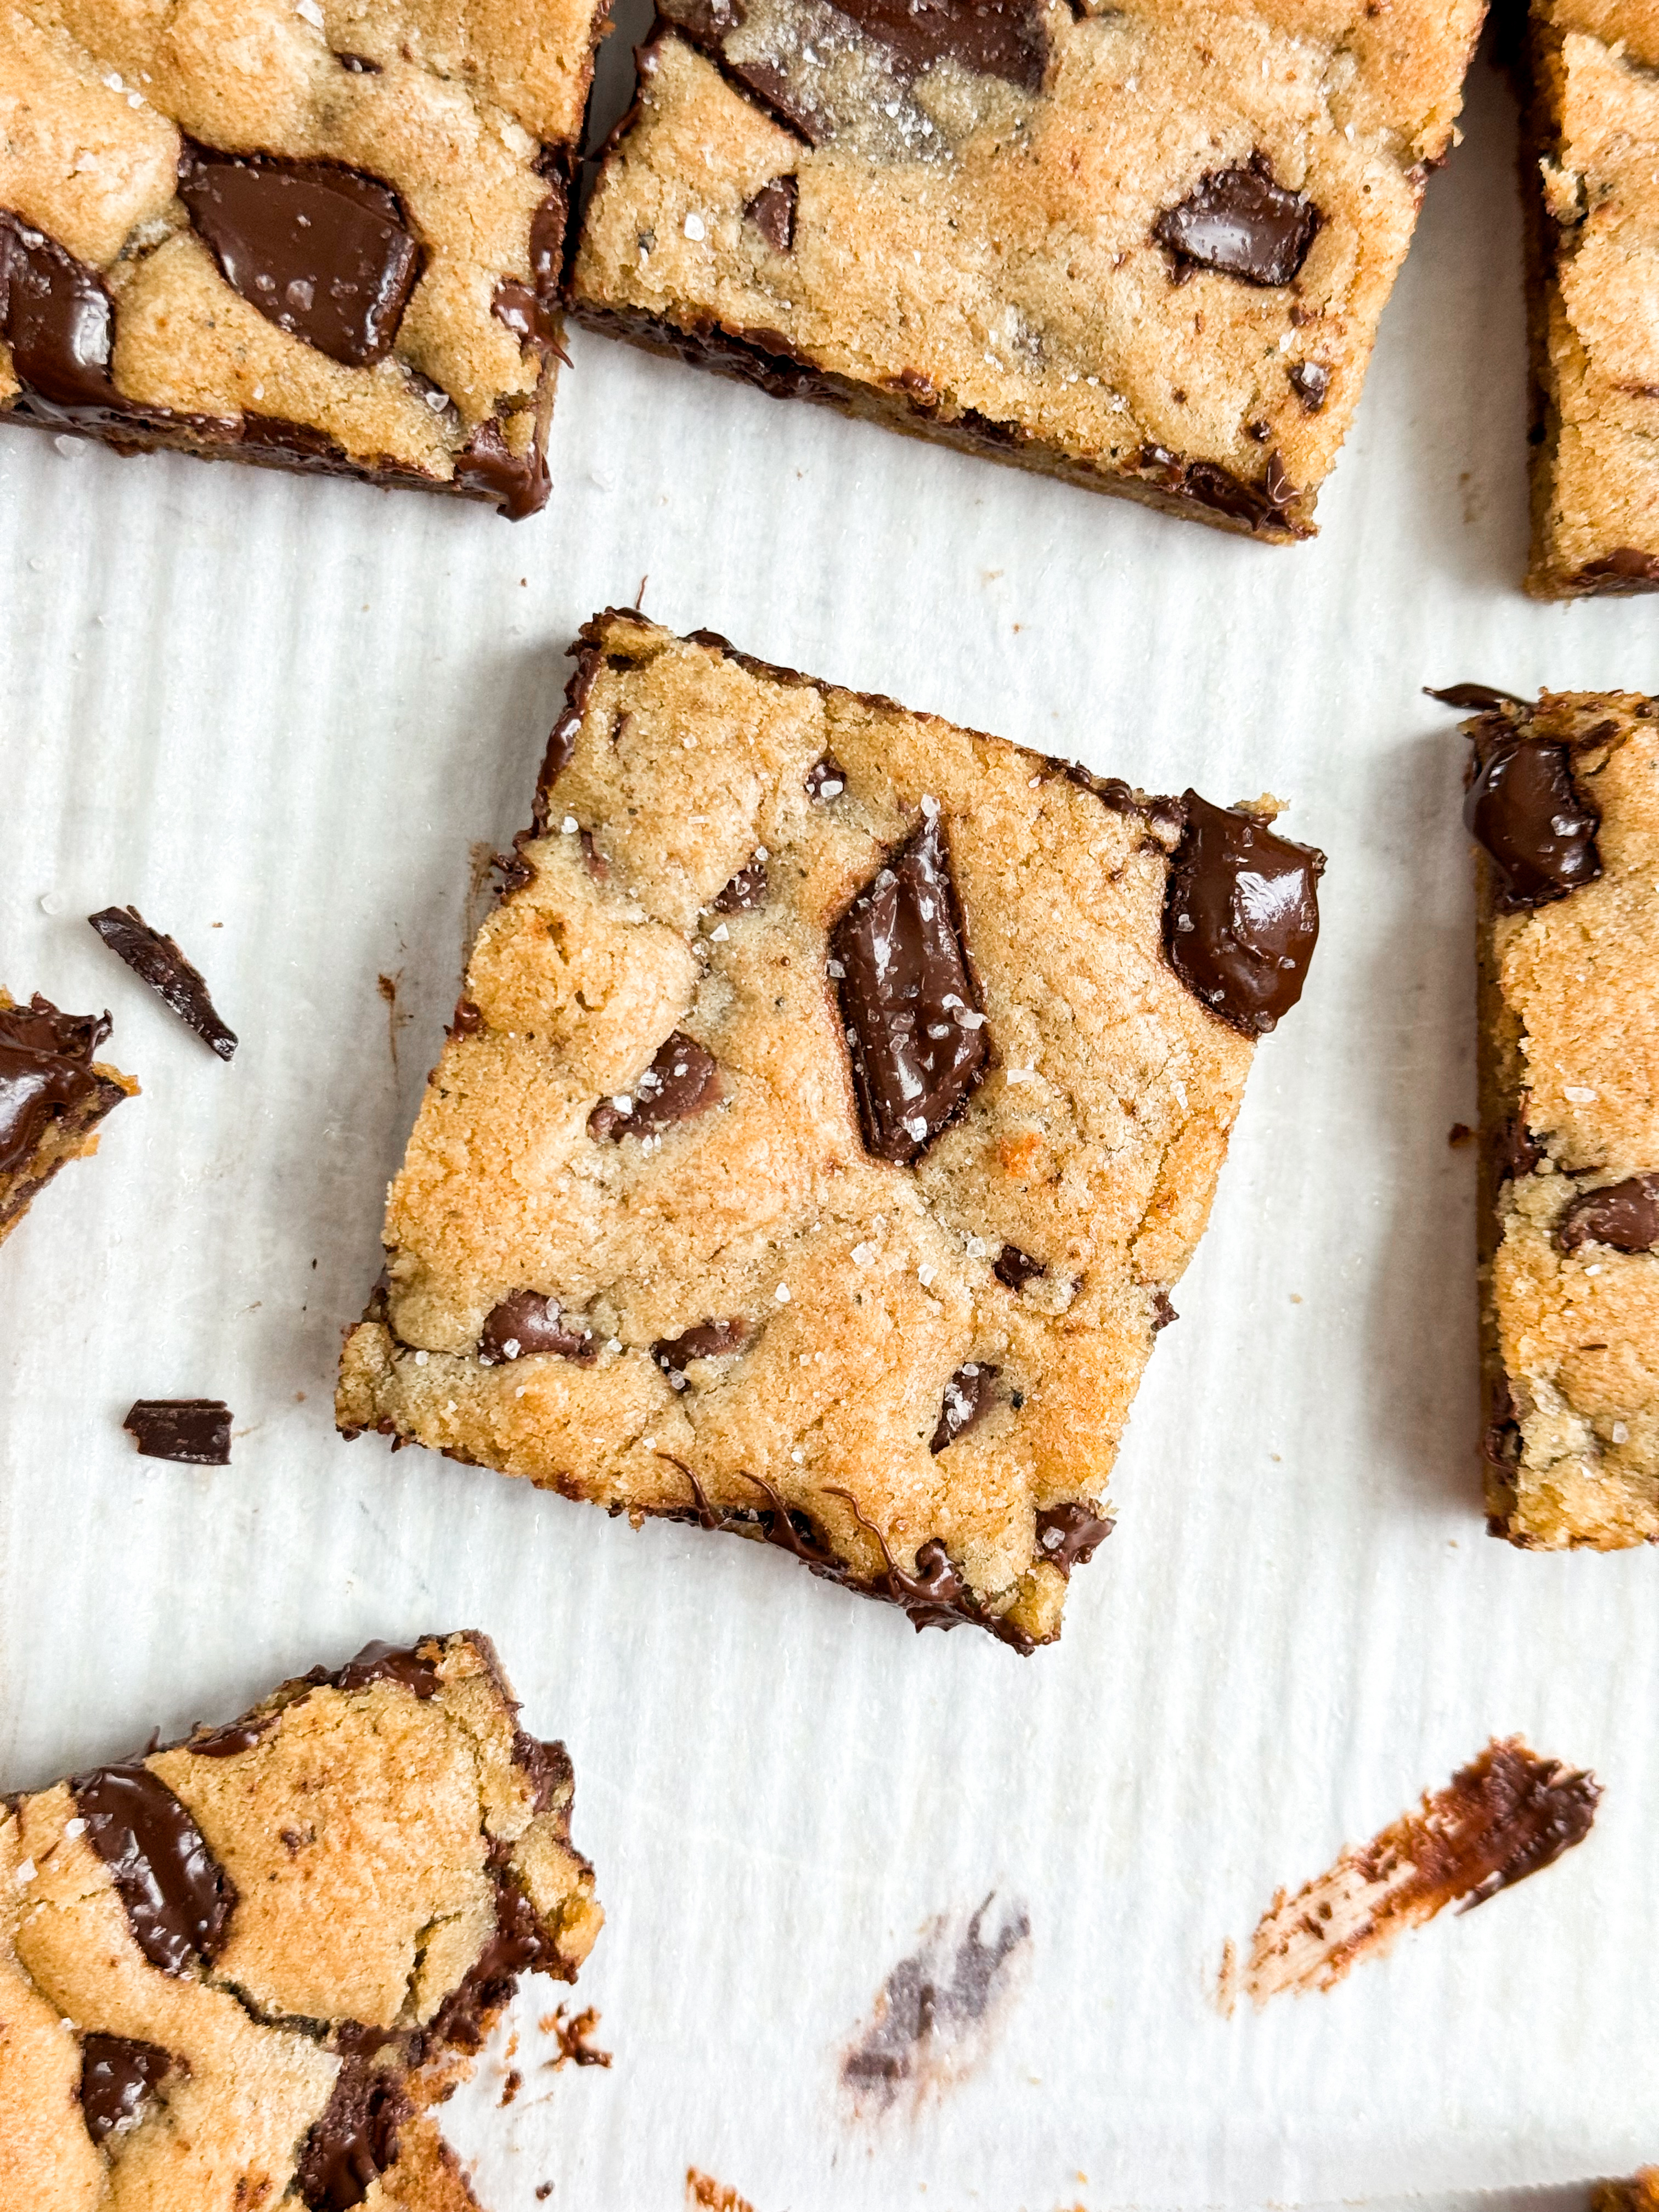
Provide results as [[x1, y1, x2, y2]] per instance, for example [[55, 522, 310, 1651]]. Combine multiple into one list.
[[686, 2172, 756, 2212], [377, 971, 402, 1070], [840, 1893, 1030, 2117], [539, 2002, 611, 2070]]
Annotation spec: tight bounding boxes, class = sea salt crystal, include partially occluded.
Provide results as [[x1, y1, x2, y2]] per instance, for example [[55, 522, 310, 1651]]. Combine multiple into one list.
[[1565, 1085, 1599, 1103], [683, 212, 706, 241], [775, 1284, 791, 1303], [851, 1242, 877, 1265], [295, 0, 324, 25]]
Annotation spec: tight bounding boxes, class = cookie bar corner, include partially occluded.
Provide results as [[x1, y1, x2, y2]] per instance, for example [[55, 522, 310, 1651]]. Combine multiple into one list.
[[0, 991, 137, 1249]]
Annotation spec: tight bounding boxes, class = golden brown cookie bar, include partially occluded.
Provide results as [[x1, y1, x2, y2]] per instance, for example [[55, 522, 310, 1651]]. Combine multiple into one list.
[[0, 0, 614, 516], [337, 612, 1324, 1649], [1523, 2, 1659, 594], [0, 991, 137, 1250], [0, 1631, 601, 2211], [566, 0, 1482, 541], [1445, 683, 1659, 1545], [1595, 2176, 1659, 2212]]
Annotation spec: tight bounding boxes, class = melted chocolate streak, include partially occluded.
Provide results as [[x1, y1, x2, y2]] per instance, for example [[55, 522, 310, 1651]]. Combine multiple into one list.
[[0, 995, 112, 1177]]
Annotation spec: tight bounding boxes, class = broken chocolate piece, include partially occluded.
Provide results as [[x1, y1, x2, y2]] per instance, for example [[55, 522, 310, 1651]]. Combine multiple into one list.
[[0, 996, 114, 1176], [88, 906, 238, 1060], [1034, 1502, 1113, 1572], [831, 815, 988, 1165], [0, 213, 120, 410], [79, 2034, 176, 2147], [709, 857, 768, 912], [478, 1290, 595, 1364], [1558, 1175, 1659, 1255], [1464, 731, 1601, 907], [122, 1400, 232, 1465], [331, 1640, 441, 1699], [993, 1243, 1043, 1291], [176, 147, 421, 368], [652, 1319, 748, 1378], [588, 1030, 721, 1138], [72, 1764, 237, 1975], [295, 2051, 405, 2209], [930, 1361, 997, 1452], [805, 753, 847, 800], [1288, 360, 1329, 410], [1163, 793, 1324, 1035], [1426, 682, 1533, 713], [1151, 1288, 1178, 1331], [745, 176, 797, 253], [1154, 154, 1321, 286], [185, 1717, 274, 1757]]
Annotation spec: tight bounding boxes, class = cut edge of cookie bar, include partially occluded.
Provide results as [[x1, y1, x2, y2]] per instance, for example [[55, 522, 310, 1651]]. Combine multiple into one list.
[[1457, 686, 1659, 1546], [338, 612, 1324, 1649], [0, 1629, 601, 2209], [566, 2, 1485, 544], [0, 991, 138, 1249]]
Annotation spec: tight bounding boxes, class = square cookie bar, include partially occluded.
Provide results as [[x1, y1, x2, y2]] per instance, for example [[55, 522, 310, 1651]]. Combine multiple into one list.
[[567, 0, 1482, 541], [1524, 2, 1659, 594], [1, 1631, 601, 2209], [1453, 685, 1659, 1545], [0, 991, 136, 1249], [338, 612, 1323, 1649], [0, 0, 613, 516]]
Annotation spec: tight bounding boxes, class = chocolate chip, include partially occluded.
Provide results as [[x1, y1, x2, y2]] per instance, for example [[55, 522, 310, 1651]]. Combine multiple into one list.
[[1163, 793, 1324, 1035], [87, 906, 236, 1060], [651, 1319, 748, 1378], [1427, 683, 1532, 710], [0, 213, 120, 409], [0, 995, 112, 1176], [832, 0, 1048, 86], [709, 857, 768, 912], [453, 420, 550, 520], [1558, 1175, 1659, 1254], [185, 1717, 274, 1757], [1151, 1289, 1178, 1331], [494, 185, 567, 351], [176, 146, 421, 367], [478, 1290, 595, 1365], [536, 647, 602, 819], [122, 1401, 232, 1465], [746, 176, 797, 253], [295, 2051, 406, 2210], [805, 753, 847, 800], [1154, 154, 1321, 286], [451, 998, 483, 1036], [1502, 1109, 1544, 1181], [1034, 1502, 1113, 1572], [1289, 360, 1329, 410], [336, 49, 381, 70], [589, 1030, 721, 1139], [831, 815, 988, 1165], [930, 1362, 997, 1453], [79, 2034, 177, 2146], [72, 1764, 236, 1976], [332, 1639, 442, 1698], [993, 1243, 1043, 1291], [1464, 732, 1601, 909]]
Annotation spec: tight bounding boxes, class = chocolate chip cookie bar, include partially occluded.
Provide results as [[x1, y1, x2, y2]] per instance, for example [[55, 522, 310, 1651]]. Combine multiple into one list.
[[567, 0, 1483, 541], [0, 0, 614, 516], [0, 991, 137, 1250], [1523, 2, 1659, 594], [1596, 2176, 1659, 2212], [1446, 684, 1659, 1545], [0, 1631, 601, 2208], [338, 612, 1324, 1649]]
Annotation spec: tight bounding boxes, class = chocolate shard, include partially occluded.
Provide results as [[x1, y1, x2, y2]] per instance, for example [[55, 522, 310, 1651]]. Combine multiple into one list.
[[1558, 1175, 1659, 1255], [709, 856, 768, 912], [993, 1242, 1044, 1291], [651, 1318, 748, 1380], [1464, 730, 1601, 908], [331, 1639, 441, 1699], [745, 175, 797, 254], [123, 1399, 232, 1465], [1153, 154, 1321, 286], [78, 2034, 177, 2147], [805, 752, 847, 800], [176, 146, 421, 368], [831, 815, 989, 1165], [1426, 682, 1532, 711], [588, 1030, 721, 1139], [930, 1361, 998, 1453], [1163, 792, 1324, 1036], [1034, 1502, 1113, 1572], [87, 906, 237, 1060], [0, 212, 120, 410], [0, 996, 114, 1176], [295, 2049, 406, 2210], [72, 1764, 237, 1976], [478, 1289, 595, 1365]]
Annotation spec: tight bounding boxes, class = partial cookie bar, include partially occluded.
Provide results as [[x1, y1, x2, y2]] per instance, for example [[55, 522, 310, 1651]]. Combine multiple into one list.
[[0, 991, 137, 1249], [338, 612, 1323, 1649], [1523, 2, 1659, 594], [567, 0, 1482, 541], [1449, 684, 1659, 1545], [1596, 2177, 1659, 2212], [0, 1631, 601, 2210], [0, 0, 615, 516]]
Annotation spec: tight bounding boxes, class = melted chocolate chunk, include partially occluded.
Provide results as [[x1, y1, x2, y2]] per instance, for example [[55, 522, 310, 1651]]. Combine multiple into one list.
[[831, 816, 988, 1165], [332, 1640, 441, 1698], [746, 175, 797, 253], [0, 996, 112, 1176], [428, 1876, 555, 2054], [87, 906, 237, 1059], [296, 2053, 405, 2210], [1426, 683, 1532, 712], [1578, 548, 1659, 589], [478, 1290, 595, 1365], [1164, 793, 1324, 1035], [0, 213, 120, 409], [185, 1717, 274, 1757], [588, 1030, 721, 1138], [72, 1765, 236, 1975], [1034, 1502, 1113, 1572], [493, 185, 568, 351], [709, 856, 768, 912], [534, 651, 598, 815], [993, 1243, 1044, 1291], [805, 752, 847, 800], [1288, 359, 1329, 410], [1464, 731, 1601, 908], [79, 2034, 176, 2147], [336, 50, 382, 71], [1154, 154, 1321, 286], [652, 1318, 748, 1378], [1558, 1175, 1659, 1254], [1502, 1109, 1544, 1183], [930, 1361, 997, 1453], [453, 420, 550, 520], [176, 147, 420, 366], [661, 0, 1047, 113], [123, 1400, 231, 1465]]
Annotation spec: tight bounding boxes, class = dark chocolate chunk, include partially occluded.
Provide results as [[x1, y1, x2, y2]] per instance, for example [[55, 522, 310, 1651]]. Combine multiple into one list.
[[176, 146, 420, 367], [427, 1874, 557, 2054], [588, 1030, 721, 1138], [831, 815, 988, 1165], [930, 1361, 997, 1453], [331, 1639, 441, 1699], [1034, 1502, 1113, 1572], [296, 2051, 405, 2210], [652, 1318, 748, 1378], [1501, 1103, 1544, 1182], [79, 2034, 176, 2147], [185, 1717, 274, 1757], [0, 213, 120, 409], [1164, 792, 1324, 1035], [1578, 548, 1659, 589], [1427, 683, 1532, 710], [1154, 154, 1321, 286], [993, 1243, 1044, 1291], [123, 1400, 232, 1465], [87, 906, 237, 1060], [745, 176, 797, 253], [1289, 359, 1329, 410], [478, 1290, 595, 1365], [709, 856, 768, 912], [336, 50, 382, 71], [453, 421, 550, 519], [1151, 1288, 1178, 1331], [0, 996, 112, 1176], [805, 752, 847, 800], [72, 1764, 236, 1976], [1464, 732, 1601, 909], [1558, 1175, 1659, 1255], [660, 0, 1047, 115], [493, 184, 568, 351], [450, 997, 484, 1037]]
